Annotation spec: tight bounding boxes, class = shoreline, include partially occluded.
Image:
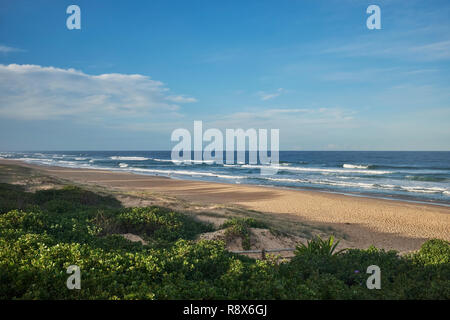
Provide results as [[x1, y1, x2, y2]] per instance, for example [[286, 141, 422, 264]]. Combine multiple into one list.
[[1, 158, 449, 253], [3, 157, 450, 208], [171, 175, 450, 208]]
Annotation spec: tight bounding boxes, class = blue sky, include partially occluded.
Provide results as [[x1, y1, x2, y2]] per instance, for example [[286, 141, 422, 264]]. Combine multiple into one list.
[[0, 0, 449, 150]]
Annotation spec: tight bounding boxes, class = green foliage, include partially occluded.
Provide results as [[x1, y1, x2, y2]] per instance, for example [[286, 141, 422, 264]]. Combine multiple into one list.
[[33, 185, 122, 209], [294, 235, 346, 257], [411, 239, 450, 266], [222, 217, 269, 229], [0, 183, 448, 300], [222, 217, 268, 250], [0, 183, 34, 213], [113, 207, 213, 242]]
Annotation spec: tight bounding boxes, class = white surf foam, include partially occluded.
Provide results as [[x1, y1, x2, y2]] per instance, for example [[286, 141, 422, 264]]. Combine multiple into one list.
[[241, 164, 391, 175], [343, 164, 370, 169], [150, 158, 174, 162], [128, 167, 245, 179], [264, 177, 448, 195], [110, 156, 149, 161]]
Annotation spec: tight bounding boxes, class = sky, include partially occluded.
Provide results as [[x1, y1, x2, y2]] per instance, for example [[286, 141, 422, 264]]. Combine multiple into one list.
[[0, 0, 449, 151]]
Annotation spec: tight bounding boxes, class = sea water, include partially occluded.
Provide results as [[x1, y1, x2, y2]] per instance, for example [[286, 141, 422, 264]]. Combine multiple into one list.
[[2, 151, 449, 205]]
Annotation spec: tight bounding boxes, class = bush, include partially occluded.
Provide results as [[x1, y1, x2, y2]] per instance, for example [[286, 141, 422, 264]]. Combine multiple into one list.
[[294, 235, 345, 257], [221, 217, 268, 250], [0, 183, 448, 300], [113, 207, 214, 242], [0, 183, 34, 213], [412, 239, 450, 266], [34, 186, 122, 209]]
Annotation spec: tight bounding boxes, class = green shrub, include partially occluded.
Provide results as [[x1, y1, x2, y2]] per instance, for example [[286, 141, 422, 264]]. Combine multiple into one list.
[[294, 235, 345, 257], [113, 207, 213, 242], [412, 239, 450, 266], [0, 183, 34, 213], [0, 183, 449, 300], [34, 186, 122, 209], [222, 217, 268, 250], [222, 217, 268, 229]]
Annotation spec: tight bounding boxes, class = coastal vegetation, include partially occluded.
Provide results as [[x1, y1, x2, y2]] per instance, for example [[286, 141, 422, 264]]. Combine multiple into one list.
[[222, 217, 269, 250], [0, 183, 448, 300]]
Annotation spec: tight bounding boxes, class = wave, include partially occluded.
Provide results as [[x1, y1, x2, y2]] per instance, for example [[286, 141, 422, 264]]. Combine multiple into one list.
[[56, 160, 78, 165], [266, 177, 374, 189], [110, 156, 149, 161], [32, 153, 46, 157], [343, 164, 370, 169], [264, 177, 448, 194], [128, 167, 245, 180], [278, 160, 309, 165], [18, 157, 93, 169], [150, 158, 174, 162], [52, 154, 78, 159], [5, 152, 449, 202], [151, 158, 217, 164], [405, 175, 448, 182], [18, 157, 54, 163], [366, 164, 450, 171], [266, 177, 309, 183], [401, 186, 447, 194], [240, 164, 391, 175], [0, 153, 13, 158]]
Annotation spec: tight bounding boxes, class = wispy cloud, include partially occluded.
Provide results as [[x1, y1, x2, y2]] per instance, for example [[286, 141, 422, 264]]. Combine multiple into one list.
[[320, 68, 397, 82], [257, 88, 286, 101], [0, 64, 196, 122], [318, 66, 438, 83], [166, 95, 197, 103], [209, 107, 356, 129], [0, 45, 24, 54], [409, 40, 450, 60], [322, 38, 450, 62]]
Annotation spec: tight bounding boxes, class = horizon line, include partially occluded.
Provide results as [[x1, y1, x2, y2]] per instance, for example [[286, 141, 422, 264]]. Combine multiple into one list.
[[2, 150, 450, 153]]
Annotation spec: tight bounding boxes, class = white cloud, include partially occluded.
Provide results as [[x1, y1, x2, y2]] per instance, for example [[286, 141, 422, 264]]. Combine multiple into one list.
[[207, 107, 355, 130], [166, 95, 198, 103], [0, 64, 196, 121], [0, 45, 24, 53], [257, 88, 285, 101]]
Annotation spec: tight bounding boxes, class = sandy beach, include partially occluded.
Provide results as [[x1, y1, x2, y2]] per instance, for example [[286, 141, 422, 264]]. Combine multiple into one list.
[[1, 159, 449, 254]]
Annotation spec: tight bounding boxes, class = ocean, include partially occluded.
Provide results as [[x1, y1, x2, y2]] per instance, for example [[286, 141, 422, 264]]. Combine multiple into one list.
[[1, 151, 449, 205]]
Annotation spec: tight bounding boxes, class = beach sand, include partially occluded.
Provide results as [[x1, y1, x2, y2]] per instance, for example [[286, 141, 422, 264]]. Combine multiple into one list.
[[0, 159, 449, 254]]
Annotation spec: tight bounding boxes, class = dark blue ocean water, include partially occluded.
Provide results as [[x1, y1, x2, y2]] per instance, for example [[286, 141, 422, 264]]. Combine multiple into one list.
[[2, 151, 449, 205]]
